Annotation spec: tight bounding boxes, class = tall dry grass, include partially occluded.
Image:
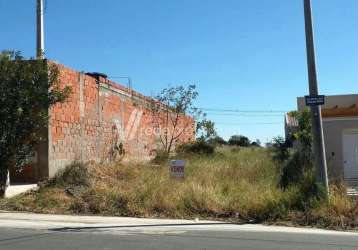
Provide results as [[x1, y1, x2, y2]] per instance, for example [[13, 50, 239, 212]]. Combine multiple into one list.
[[1, 147, 357, 229], [74, 147, 293, 221]]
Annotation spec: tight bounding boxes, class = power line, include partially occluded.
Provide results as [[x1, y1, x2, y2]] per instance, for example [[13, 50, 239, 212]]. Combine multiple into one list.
[[199, 108, 288, 113], [205, 112, 284, 117], [215, 122, 282, 126]]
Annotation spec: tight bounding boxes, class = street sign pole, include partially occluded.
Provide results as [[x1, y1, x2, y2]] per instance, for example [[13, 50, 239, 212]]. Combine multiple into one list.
[[303, 0, 329, 193]]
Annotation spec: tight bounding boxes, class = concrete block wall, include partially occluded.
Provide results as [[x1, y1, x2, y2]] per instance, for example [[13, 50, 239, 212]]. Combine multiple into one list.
[[47, 63, 195, 177]]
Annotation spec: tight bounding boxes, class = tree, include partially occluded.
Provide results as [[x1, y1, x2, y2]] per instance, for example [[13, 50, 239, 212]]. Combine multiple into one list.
[[0, 51, 70, 197], [251, 139, 261, 147], [196, 118, 217, 142], [280, 109, 315, 188], [150, 85, 206, 154], [228, 135, 251, 147], [291, 109, 312, 156]]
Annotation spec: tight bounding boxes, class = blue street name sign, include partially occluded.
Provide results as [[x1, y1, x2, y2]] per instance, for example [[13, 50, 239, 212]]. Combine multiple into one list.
[[305, 95, 325, 106]]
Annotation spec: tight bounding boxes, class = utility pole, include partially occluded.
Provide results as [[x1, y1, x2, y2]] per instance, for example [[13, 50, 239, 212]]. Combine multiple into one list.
[[303, 0, 329, 193], [36, 0, 44, 59]]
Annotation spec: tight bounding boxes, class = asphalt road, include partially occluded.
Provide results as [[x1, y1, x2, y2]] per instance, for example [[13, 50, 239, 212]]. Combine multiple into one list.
[[0, 212, 357, 250]]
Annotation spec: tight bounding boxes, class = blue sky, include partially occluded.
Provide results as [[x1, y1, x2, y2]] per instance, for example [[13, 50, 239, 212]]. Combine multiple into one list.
[[1, 0, 358, 143]]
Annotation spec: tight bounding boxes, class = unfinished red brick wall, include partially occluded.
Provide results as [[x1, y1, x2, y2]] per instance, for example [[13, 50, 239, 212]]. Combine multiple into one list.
[[48, 63, 195, 176]]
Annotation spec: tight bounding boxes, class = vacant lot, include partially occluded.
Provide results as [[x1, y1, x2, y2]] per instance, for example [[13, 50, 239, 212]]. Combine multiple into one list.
[[1, 147, 357, 230]]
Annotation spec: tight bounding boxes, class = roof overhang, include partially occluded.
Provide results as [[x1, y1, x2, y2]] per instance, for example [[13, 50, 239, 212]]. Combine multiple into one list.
[[322, 107, 358, 118]]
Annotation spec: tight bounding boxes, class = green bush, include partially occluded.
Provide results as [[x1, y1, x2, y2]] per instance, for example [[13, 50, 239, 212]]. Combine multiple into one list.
[[176, 140, 215, 155], [52, 162, 89, 188], [271, 136, 290, 163], [280, 152, 307, 188], [287, 173, 327, 211], [207, 136, 227, 146], [228, 135, 250, 147]]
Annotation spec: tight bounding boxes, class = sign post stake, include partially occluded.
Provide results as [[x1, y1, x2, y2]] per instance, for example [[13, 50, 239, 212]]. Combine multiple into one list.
[[303, 0, 329, 194]]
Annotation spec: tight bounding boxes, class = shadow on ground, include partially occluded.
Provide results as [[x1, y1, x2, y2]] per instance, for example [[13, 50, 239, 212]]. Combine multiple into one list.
[[49, 222, 239, 233]]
